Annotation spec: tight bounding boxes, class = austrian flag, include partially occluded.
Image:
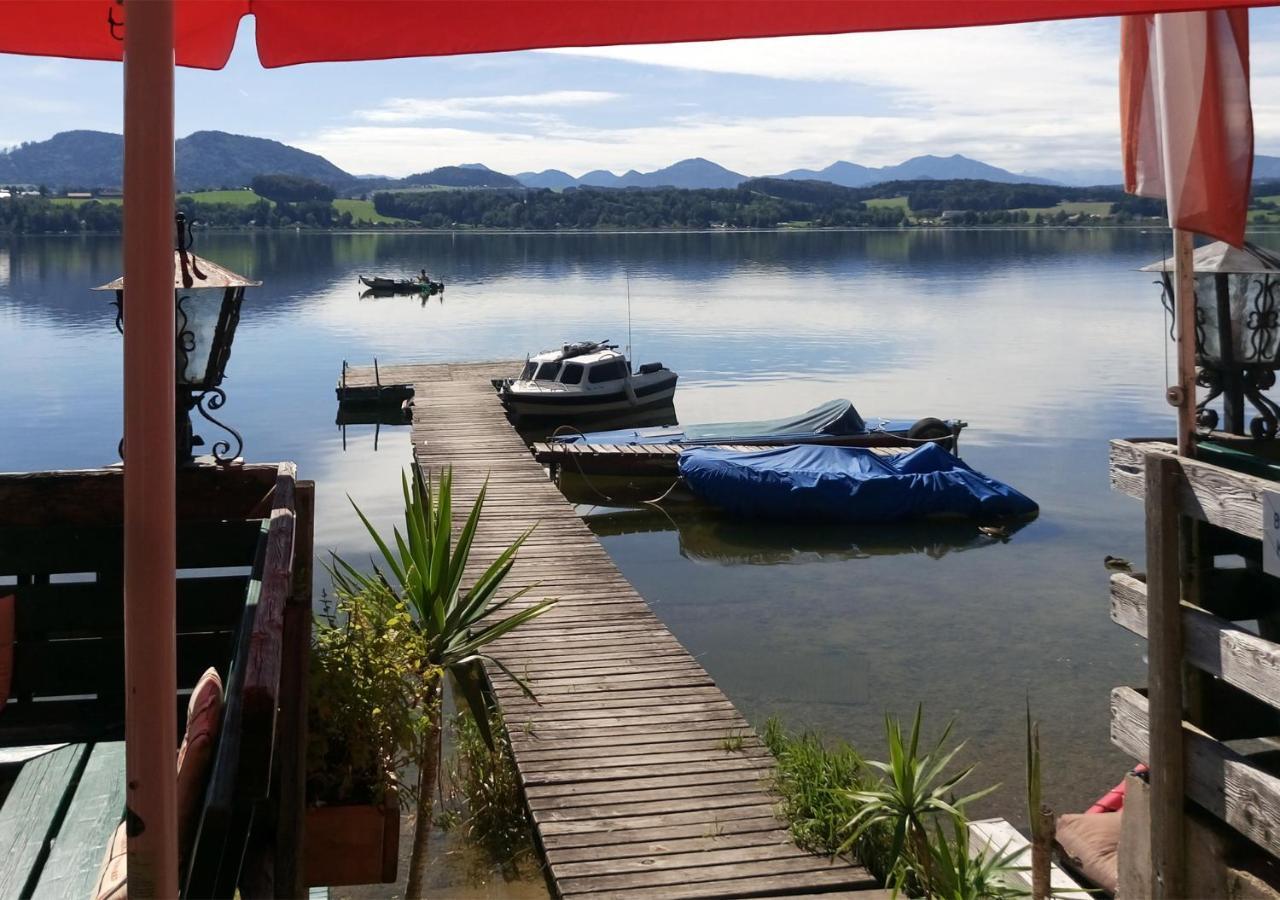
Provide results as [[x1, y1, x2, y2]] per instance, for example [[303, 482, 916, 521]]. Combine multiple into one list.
[[1121, 9, 1254, 246]]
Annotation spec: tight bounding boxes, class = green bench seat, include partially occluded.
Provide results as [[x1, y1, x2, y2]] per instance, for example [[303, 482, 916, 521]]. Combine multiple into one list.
[[0, 742, 126, 900]]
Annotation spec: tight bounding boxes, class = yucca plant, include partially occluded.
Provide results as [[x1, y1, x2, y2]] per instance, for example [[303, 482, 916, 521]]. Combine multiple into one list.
[[921, 816, 1030, 900], [331, 465, 555, 899], [840, 706, 998, 891]]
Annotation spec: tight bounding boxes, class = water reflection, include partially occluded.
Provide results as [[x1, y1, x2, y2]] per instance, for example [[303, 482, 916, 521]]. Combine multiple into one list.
[[7, 227, 1269, 836], [585, 505, 1028, 564]]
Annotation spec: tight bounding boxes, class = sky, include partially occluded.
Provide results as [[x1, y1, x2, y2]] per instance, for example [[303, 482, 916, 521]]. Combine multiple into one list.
[[4, 11, 1280, 181]]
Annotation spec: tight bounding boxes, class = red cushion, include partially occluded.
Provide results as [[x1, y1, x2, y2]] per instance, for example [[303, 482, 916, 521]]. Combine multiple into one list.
[[1056, 811, 1121, 894]]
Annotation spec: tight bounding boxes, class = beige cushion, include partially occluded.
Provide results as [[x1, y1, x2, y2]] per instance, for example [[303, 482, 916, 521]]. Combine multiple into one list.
[[92, 667, 224, 899], [1057, 811, 1121, 894], [92, 821, 128, 900], [0, 594, 12, 713]]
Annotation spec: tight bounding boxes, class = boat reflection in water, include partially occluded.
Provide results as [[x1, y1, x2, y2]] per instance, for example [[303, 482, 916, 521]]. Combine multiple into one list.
[[581, 500, 1030, 565], [513, 402, 678, 442]]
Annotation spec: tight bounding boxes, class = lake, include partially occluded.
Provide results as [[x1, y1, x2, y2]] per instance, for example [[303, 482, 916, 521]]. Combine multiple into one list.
[[0, 227, 1223, 887]]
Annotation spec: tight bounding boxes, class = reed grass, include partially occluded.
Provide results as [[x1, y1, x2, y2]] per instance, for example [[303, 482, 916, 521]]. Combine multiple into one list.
[[764, 713, 1024, 898]]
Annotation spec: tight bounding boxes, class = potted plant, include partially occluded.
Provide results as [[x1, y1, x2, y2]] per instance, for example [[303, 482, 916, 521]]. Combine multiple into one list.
[[304, 579, 437, 887], [309, 465, 555, 896]]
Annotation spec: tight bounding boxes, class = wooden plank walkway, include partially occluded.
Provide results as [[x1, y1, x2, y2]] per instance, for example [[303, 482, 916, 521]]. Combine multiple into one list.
[[352, 361, 884, 898]]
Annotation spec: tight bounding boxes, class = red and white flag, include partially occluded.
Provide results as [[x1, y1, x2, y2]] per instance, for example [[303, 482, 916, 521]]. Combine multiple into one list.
[[1121, 9, 1253, 246]]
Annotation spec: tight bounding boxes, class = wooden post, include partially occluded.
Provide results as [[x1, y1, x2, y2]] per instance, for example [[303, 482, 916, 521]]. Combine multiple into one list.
[[1173, 229, 1198, 457], [122, 0, 178, 894], [1146, 454, 1185, 900], [1030, 806, 1055, 900]]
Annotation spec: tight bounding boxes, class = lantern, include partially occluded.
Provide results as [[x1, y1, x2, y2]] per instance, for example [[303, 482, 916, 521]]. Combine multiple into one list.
[[1142, 241, 1280, 438], [96, 213, 260, 462]]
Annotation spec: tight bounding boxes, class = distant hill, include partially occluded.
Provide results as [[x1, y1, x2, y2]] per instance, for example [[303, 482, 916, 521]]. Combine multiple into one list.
[[176, 131, 351, 190], [399, 165, 523, 188], [517, 169, 578, 190], [519, 158, 746, 190], [0, 131, 125, 189], [0, 129, 353, 190], [774, 154, 1057, 188]]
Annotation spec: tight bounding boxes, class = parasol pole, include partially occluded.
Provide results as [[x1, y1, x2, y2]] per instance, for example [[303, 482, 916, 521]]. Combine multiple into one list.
[[122, 0, 178, 895], [1172, 228, 1197, 456]]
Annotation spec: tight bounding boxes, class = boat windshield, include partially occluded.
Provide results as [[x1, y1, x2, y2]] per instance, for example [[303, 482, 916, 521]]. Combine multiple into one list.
[[535, 361, 562, 381], [520, 361, 536, 380]]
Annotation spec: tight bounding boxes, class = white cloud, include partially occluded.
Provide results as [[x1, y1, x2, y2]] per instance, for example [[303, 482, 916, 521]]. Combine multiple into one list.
[[301, 105, 1119, 179], [301, 18, 1280, 176], [359, 90, 621, 123]]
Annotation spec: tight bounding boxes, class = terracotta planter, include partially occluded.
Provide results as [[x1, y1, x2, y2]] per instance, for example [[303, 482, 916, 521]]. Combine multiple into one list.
[[303, 785, 399, 887]]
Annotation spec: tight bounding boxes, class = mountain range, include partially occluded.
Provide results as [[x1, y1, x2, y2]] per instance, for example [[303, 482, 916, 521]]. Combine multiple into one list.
[[6, 128, 1280, 193]]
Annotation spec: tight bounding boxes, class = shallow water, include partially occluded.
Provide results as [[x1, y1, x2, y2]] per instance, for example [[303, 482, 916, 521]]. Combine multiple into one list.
[[2, 227, 1250, 888]]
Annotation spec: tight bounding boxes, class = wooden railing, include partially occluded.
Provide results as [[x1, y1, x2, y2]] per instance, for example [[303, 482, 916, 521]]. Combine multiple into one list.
[[1108, 439, 1280, 896]]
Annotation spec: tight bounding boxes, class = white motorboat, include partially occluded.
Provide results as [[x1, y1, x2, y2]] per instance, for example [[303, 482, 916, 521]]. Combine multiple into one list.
[[494, 340, 678, 419]]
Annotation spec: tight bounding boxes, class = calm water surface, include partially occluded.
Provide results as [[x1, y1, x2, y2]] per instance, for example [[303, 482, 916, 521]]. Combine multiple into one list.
[[0, 228, 1240, 889]]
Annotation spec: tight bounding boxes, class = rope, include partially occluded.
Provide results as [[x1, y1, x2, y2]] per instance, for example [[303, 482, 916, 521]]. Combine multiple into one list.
[[548, 424, 682, 507]]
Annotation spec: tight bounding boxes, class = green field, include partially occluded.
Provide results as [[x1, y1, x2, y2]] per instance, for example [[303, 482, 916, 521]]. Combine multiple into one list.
[[1014, 200, 1114, 218], [49, 196, 121, 206], [865, 196, 912, 213], [178, 189, 266, 206], [334, 198, 406, 225]]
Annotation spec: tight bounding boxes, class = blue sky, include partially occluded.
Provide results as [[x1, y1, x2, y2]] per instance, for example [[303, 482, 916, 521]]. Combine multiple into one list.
[[4, 11, 1280, 180]]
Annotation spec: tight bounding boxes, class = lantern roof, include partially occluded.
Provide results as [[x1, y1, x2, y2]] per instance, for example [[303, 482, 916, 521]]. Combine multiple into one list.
[[93, 251, 260, 291], [1140, 240, 1280, 274]]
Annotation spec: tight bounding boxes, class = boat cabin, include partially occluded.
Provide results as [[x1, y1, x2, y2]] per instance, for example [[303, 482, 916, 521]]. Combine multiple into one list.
[[518, 347, 633, 388]]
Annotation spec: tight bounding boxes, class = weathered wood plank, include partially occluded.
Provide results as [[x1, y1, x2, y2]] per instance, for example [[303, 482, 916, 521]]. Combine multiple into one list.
[[0, 743, 89, 898], [1112, 686, 1280, 863], [1111, 572, 1280, 712], [1111, 439, 1275, 540], [1144, 455, 1185, 900], [32, 742, 126, 900]]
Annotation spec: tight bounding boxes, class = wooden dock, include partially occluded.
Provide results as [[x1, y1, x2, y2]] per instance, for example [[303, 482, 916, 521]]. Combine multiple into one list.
[[346, 361, 884, 898]]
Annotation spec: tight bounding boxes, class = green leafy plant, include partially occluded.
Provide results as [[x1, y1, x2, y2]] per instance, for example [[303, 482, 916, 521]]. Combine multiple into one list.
[[307, 584, 439, 807], [764, 718, 869, 860], [841, 706, 998, 891], [440, 710, 536, 875], [331, 466, 556, 899], [920, 816, 1029, 900]]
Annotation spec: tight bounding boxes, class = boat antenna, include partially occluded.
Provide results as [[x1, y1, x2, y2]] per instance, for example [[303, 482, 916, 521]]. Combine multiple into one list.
[[625, 271, 634, 371]]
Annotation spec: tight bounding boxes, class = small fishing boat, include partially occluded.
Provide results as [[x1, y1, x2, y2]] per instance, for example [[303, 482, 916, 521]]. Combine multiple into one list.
[[493, 340, 678, 419], [358, 275, 444, 294], [553, 399, 964, 451], [677, 443, 1037, 524]]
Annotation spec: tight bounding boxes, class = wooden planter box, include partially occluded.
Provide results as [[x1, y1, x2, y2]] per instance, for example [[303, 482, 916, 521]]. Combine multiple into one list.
[[303, 786, 400, 887]]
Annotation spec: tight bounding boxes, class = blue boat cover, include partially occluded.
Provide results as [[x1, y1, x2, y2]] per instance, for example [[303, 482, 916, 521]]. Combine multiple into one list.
[[678, 443, 1037, 523], [556, 399, 867, 445]]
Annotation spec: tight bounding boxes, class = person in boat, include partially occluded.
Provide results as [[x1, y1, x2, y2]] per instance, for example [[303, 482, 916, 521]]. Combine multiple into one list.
[[419, 269, 429, 283]]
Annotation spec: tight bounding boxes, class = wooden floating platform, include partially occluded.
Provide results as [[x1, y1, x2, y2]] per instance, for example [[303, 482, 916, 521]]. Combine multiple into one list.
[[344, 361, 885, 898], [534, 440, 909, 477]]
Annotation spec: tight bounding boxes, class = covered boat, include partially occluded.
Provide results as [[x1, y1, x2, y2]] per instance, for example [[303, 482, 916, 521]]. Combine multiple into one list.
[[494, 340, 678, 419], [678, 443, 1037, 524], [553, 399, 962, 450]]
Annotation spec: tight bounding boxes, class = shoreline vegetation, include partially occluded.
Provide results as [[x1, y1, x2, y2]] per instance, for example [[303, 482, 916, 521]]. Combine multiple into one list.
[[8, 173, 1280, 235], [0, 175, 1207, 235]]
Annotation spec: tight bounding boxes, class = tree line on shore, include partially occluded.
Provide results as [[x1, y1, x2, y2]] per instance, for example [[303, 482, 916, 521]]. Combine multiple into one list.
[[0, 174, 1193, 235]]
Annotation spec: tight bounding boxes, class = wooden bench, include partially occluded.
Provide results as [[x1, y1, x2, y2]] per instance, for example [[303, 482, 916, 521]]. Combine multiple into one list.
[[0, 463, 313, 898]]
